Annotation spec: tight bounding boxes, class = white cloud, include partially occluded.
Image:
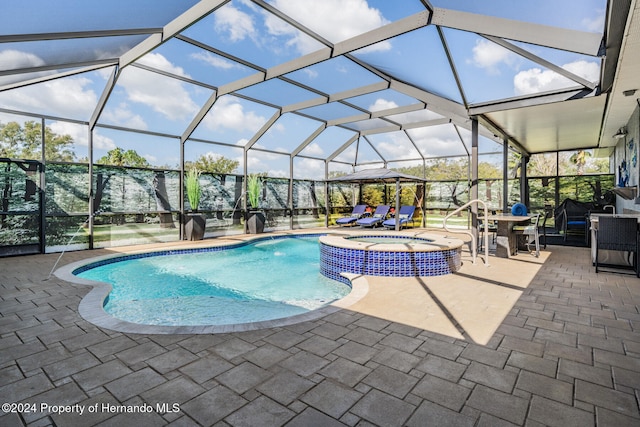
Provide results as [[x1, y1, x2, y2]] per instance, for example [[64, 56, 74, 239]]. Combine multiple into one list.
[[302, 69, 318, 79], [118, 55, 199, 121], [203, 96, 268, 132], [48, 123, 117, 151], [513, 60, 600, 95], [0, 49, 45, 68], [374, 133, 420, 160], [408, 125, 467, 158], [265, 122, 286, 134], [335, 145, 357, 162], [137, 53, 190, 78], [143, 153, 158, 164], [191, 52, 239, 70], [246, 148, 286, 175], [302, 142, 324, 156], [0, 50, 48, 85], [293, 157, 325, 179], [329, 162, 353, 175], [368, 98, 398, 112], [469, 39, 516, 74], [0, 74, 98, 119], [268, 0, 391, 54], [582, 9, 605, 32], [215, 3, 256, 42], [266, 168, 288, 177], [101, 102, 148, 130], [563, 60, 600, 81]]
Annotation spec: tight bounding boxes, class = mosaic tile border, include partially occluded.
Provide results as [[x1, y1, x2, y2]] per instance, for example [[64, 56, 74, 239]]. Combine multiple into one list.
[[320, 241, 462, 284]]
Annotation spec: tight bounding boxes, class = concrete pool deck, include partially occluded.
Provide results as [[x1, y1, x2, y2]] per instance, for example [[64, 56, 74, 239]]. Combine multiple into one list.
[[1, 228, 639, 426]]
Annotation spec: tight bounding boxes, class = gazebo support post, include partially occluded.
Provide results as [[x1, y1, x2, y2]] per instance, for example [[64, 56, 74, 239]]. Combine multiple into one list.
[[395, 179, 400, 231]]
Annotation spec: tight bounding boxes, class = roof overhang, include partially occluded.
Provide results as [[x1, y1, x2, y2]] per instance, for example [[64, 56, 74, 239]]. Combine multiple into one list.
[[480, 95, 608, 154]]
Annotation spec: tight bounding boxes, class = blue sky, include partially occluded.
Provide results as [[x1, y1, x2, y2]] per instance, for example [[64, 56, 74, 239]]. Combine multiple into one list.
[[0, 0, 606, 178]]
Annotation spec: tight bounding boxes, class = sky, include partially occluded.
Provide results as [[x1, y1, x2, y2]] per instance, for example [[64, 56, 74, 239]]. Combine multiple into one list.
[[0, 0, 607, 179]]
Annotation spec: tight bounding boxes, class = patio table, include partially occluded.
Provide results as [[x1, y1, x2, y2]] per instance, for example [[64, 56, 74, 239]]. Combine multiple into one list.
[[480, 214, 532, 258]]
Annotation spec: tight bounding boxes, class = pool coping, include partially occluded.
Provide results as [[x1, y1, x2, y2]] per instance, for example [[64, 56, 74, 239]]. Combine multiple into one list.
[[54, 232, 370, 335], [320, 233, 464, 252]]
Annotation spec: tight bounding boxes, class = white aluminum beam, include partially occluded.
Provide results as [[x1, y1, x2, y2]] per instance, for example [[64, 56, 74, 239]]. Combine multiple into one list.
[[370, 103, 427, 119], [357, 124, 403, 135], [328, 81, 390, 102], [484, 35, 596, 89], [0, 29, 161, 43], [431, 7, 602, 56], [333, 11, 430, 56], [265, 49, 333, 80], [0, 63, 115, 92], [218, 72, 267, 96], [401, 117, 451, 130], [468, 87, 588, 115], [0, 59, 117, 77], [291, 124, 327, 157], [90, 66, 120, 130], [244, 110, 282, 150], [327, 113, 371, 127], [119, 33, 163, 68], [120, 0, 230, 67], [281, 97, 328, 114], [131, 63, 217, 91], [362, 135, 387, 163], [237, 10, 433, 94], [390, 80, 469, 121], [181, 91, 219, 142], [327, 134, 359, 162]]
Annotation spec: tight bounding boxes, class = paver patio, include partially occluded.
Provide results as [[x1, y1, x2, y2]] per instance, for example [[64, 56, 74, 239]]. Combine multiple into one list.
[[1, 230, 639, 426]]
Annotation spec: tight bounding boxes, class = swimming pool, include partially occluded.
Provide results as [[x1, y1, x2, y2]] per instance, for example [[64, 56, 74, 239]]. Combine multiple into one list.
[[73, 236, 350, 327]]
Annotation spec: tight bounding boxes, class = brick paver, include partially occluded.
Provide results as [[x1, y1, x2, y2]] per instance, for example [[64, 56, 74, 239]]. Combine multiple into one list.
[[1, 237, 639, 426]]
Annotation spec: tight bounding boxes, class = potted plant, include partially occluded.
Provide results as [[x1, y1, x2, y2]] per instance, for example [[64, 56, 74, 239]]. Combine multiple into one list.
[[246, 173, 265, 234], [184, 167, 206, 240]]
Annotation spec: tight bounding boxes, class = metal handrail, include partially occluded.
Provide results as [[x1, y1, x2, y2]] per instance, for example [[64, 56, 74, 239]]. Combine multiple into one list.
[[443, 199, 489, 266]]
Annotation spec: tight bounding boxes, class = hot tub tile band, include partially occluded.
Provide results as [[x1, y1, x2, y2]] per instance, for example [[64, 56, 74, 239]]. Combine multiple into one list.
[[320, 241, 461, 283]]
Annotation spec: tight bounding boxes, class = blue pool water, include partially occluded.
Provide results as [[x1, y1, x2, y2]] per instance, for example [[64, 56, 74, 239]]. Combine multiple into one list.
[[75, 236, 350, 326]]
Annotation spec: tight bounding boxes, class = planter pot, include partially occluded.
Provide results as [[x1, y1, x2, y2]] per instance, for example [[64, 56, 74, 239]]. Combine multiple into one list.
[[184, 213, 206, 240], [247, 211, 265, 234]]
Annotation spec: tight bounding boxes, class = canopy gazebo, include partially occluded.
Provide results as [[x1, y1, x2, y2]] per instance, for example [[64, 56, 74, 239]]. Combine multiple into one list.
[[327, 168, 426, 231]]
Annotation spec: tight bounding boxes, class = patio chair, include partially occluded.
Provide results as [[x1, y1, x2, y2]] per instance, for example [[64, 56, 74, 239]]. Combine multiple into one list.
[[595, 216, 639, 277], [478, 215, 497, 251], [561, 208, 589, 245], [513, 213, 541, 257], [540, 205, 554, 249], [383, 205, 416, 229], [357, 205, 390, 228], [335, 204, 367, 226]]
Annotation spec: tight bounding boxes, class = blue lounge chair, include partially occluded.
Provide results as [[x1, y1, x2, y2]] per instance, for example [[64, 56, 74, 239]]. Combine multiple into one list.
[[335, 204, 367, 226], [357, 205, 390, 227], [383, 205, 416, 229]]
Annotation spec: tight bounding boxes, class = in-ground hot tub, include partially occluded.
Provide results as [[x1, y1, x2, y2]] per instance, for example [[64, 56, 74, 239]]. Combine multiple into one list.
[[320, 234, 464, 283]]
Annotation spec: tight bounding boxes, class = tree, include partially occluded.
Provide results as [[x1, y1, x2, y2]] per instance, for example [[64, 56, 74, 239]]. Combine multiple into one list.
[[0, 121, 75, 161], [186, 153, 239, 174], [97, 147, 150, 167], [568, 150, 591, 175], [527, 153, 557, 177], [361, 184, 384, 207]]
